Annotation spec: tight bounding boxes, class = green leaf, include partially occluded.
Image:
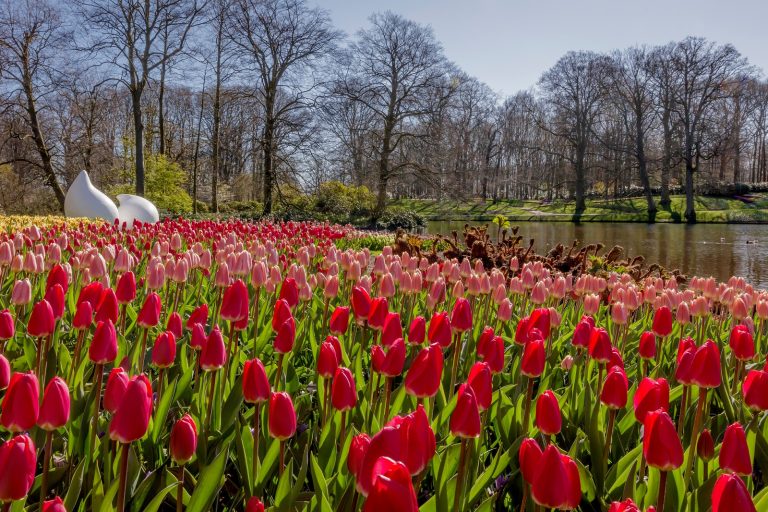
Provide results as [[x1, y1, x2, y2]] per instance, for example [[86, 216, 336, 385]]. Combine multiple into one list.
[[143, 482, 179, 512], [64, 457, 87, 511], [187, 443, 230, 512], [152, 380, 177, 443]]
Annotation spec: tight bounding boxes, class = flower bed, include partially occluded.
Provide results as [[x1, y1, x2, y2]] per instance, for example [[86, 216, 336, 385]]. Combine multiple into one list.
[[0, 217, 762, 511]]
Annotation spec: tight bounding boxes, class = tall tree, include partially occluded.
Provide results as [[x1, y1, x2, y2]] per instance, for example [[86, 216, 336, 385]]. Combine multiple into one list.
[[76, 0, 205, 196], [340, 11, 450, 218], [228, 0, 339, 215], [0, 0, 67, 208]]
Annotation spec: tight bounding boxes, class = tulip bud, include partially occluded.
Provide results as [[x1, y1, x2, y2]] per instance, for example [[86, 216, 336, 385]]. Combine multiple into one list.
[[200, 326, 226, 370], [151, 331, 177, 369], [348, 433, 371, 491], [242, 358, 270, 404], [329, 306, 350, 335], [467, 362, 492, 411], [115, 271, 137, 304], [450, 297, 472, 333], [712, 473, 757, 512], [268, 392, 297, 440], [28, 299, 55, 337], [0, 354, 9, 390], [643, 410, 683, 470], [364, 457, 419, 511], [404, 343, 443, 398], [0, 434, 36, 502], [697, 428, 715, 461], [0, 310, 14, 341], [535, 390, 561, 436], [89, 320, 118, 364], [518, 437, 542, 484], [137, 292, 162, 328], [633, 377, 670, 423], [719, 422, 752, 476], [187, 304, 209, 330], [1, 372, 39, 432], [530, 445, 581, 509], [521, 337, 546, 378], [38, 377, 70, 430], [170, 414, 198, 465], [450, 384, 481, 438], [42, 496, 67, 512], [104, 367, 129, 414], [245, 497, 265, 512], [109, 374, 152, 443]]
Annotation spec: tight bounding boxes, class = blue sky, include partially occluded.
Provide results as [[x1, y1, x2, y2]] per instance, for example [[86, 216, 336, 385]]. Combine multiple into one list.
[[318, 0, 768, 95]]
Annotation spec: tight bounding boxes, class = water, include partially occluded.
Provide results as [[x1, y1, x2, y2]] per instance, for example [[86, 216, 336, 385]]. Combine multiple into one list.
[[427, 221, 768, 288]]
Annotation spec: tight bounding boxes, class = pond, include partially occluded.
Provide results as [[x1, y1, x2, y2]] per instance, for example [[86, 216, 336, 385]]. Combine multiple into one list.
[[427, 221, 768, 288]]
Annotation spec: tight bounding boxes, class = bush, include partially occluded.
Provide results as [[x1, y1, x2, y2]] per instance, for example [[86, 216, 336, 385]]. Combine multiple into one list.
[[375, 207, 426, 231], [219, 200, 263, 218], [111, 153, 193, 214], [314, 181, 376, 222]]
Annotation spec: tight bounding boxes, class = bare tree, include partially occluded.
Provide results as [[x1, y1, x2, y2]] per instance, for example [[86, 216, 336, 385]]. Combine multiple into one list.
[[75, 0, 206, 196], [0, 0, 68, 208], [339, 11, 450, 218], [228, 0, 339, 215]]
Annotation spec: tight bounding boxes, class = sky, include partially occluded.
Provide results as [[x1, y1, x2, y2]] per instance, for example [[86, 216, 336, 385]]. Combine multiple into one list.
[[318, 0, 768, 96]]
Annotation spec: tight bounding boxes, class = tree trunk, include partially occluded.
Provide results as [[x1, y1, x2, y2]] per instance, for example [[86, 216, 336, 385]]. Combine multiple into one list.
[[211, 78, 221, 213], [132, 88, 145, 196], [574, 142, 587, 214], [262, 115, 275, 215], [159, 58, 167, 155], [684, 158, 696, 223], [635, 117, 656, 221], [660, 109, 672, 208]]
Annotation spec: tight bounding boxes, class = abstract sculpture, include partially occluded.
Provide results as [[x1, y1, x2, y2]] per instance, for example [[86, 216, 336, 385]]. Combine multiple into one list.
[[64, 170, 159, 226]]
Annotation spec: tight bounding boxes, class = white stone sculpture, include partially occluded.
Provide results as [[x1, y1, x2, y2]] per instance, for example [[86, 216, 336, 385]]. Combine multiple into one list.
[[64, 170, 119, 222], [116, 194, 160, 226]]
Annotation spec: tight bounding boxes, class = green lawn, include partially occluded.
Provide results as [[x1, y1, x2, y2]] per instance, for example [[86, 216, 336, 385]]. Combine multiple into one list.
[[393, 195, 768, 223]]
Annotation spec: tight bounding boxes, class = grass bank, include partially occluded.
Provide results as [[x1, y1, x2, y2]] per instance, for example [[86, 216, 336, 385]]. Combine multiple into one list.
[[393, 195, 768, 223]]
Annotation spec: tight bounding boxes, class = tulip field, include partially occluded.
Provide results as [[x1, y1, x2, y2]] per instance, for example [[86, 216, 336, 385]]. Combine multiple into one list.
[[0, 218, 767, 512]]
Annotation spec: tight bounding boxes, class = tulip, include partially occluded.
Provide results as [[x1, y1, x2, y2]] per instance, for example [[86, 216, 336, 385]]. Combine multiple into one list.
[[0, 355, 9, 390], [220, 279, 249, 322], [42, 496, 66, 512], [697, 428, 715, 461], [639, 331, 656, 361], [271, 299, 292, 331], [467, 362, 492, 412], [633, 377, 669, 423], [1, 372, 39, 432], [427, 311, 452, 348], [45, 284, 65, 321], [245, 497, 265, 512], [743, 369, 768, 411], [719, 422, 752, 476], [519, 438, 543, 485], [351, 286, 371, 322], [329, 306, 350, 335], [151, 331, 177, 369], [404, 343, 443, 399], [89, 319, 118, 365], [711, 473, 756, 512], [11, 278, 32, 306], [201, 326, 226, 429], [331, 367, 357, 412], [588, 327, 612, 363], [348, 434, 371, 492], [521, 336, 546, 378], [685, 339, 721, 484], [115, 271, 136, 304], [608, 499, 641, 512], [268, 392, 296, 475], [408, 316, 426, 345], [170, 414, 198, 465], [104, 367, 129, 414], [392, 405, 436, 476], [535, 390, 561, 437], [278, 277, 299, 309], [190, 323, 206, 351], [652, 305, 673, 337], [166, 312, 183, 340], [363, 457, 418, 512], [187, 304, 209, 330], [572, 318, 593, 349], [530, 445, 581, 510], [450, 297, 472, 333], [0, 310, 14, 342], [450, 384, 481, 439], [0, 434, 36, 503], [477, 333, 505, 374], [368, 297, 389, 331], [137, 292, 162, 328], [242, 357, 270, 488], [643, 410, 683, 512], [37, 376, 70, 505]]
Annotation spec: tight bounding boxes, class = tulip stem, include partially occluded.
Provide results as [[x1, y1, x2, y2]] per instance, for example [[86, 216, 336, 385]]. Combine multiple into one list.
[[522, 377, 534, 435], [657, 470, 668, 512], [89, 363, 104, 463], [252, 403, 260, 494], [603, 409, 616, 470], [450, 332, 462, 397], [519, 483, 529, 512], [177, 465, 184, 512], [453, 439, 468, 512], [339, 411, 346, 452], [39, 430, 53, 505], [71, 329, 85, 382], [274, 353, 284, 391], [206, 371, 217, 431], [157, 368, 165, 406], [138, 328, 149, 373], [116, 442, 130, 512], [684, 388, 707, 487], [383, 377, 392, 421], [279, 440, 285, 476], [677, 386, 689, 436]]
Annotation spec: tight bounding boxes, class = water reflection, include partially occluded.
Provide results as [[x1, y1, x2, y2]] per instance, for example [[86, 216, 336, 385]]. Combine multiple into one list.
[[427, 221, 768, 288]]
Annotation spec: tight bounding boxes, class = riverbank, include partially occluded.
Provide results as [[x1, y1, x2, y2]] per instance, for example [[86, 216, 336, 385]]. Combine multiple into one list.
[[394, 195, 768, 223]]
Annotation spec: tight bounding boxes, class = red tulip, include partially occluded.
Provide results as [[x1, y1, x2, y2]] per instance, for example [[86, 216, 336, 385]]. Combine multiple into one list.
[[38, 377, 70, 430], [104, 367, 129, 414], [115, 271, 137, 304], [170, 414, 198, 465], [521, 337, 546, 378], [0, 310, 14, 340], [109, 374, 152, 443], [608, 499, 641, 512], [78, 281, 104, 309], [477, 334, 505, 374], [515, 316, 531, 345], [46, 264, 68, 293], [317, 340, 338, 378], [519, 437, 543, 484], [351, 286, 371, 321], [151, 331, 177, 368], [528, 308, 551, 339], [245, 497, 265, 512], [0, 434, 36, 501], [467, 362, 493, 411], [643, 410, 683, 470], [450, 383, 481, 438], [278, 277, 299, 309], [719, 422, 752, 476], [45, 284, 66, 320], [73, 301, 93, 330], [535, 390, 561, 436], [0, 372, 39, 432], [712, 473, 756, 512], [697, 428, 715, 461], [601, 366, 628, 409], [0, 354, 9, 390], [137, 292, 162, 328], [190, 323, 206, 351], [404, 343, 443, 398], [273, 317, 296, 354], [268, 392, 296, 440], [608, 347, 624, 370], [531, 445, 581, 509], [187, 304, 209, 330], [331, 367, 357, 411], [381, 313, 402, 347], [633, 377, 669, 423], [743, 369, 768, 411], [271, 299, 292, 331], [348, 433, 371, 491], [407, 316, 426, 345], [588, 327, 612, 363], [729, 324, 755, 361], [450, 297, 472, 333], [89, 319, 118, 364], [372, 338, 406, 377], [675, 345, 696, 385], [42, 496, 67, 512], [368, 297, 389, 331], [243, 358, 271, 404], [166, 312, 183, 340], [652, 306, 673, 337], [220, 279, 249, 322], [329, 306, 350, 335], [427, 311, 452, 347], [387, 405, 436, 475], [200, 326, 226, 370], [572, 319, 593, 348], [691, 339, 722, 388], [28, 299, 55, 337], [363, 456, 419, 512], [639, 331, 656, 360]]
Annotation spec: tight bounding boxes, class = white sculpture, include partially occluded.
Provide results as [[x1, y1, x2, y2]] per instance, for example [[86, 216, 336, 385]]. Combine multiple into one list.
[[116, 194, 160, 226], [64, 170, 119, 222], [64, 170, 159, 226]]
